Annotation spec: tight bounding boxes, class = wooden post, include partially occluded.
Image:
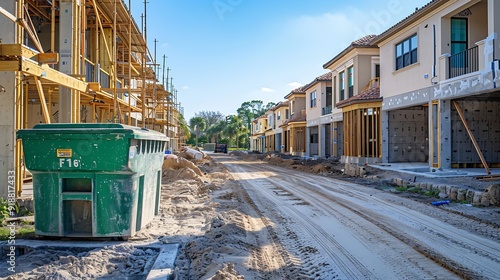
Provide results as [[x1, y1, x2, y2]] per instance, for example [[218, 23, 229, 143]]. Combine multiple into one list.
[[34, 77, 51, 123]]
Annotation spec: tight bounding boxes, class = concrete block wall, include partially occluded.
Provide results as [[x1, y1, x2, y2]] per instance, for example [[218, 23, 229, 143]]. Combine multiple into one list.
[[387, 107, 428, 162], [451, 100, 500, 163]]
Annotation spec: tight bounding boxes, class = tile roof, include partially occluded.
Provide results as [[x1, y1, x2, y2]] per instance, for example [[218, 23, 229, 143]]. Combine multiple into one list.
[[371, 0, 443, 45], [336, 86, 382, 108], [271, 101, 290, 111], [284, 85, 306, 99], [323, 34, 378, 69], [302, 71, 333, 92], [352, 34, 378, 46], [251, 115, 267, 122], [280, 111, 306, 127]]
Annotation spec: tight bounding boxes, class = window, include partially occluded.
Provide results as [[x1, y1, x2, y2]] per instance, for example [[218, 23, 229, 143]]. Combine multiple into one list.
[[347, 66, 354, 98], [277, 111, 281, 120], [450, 18, 468, 69], [339, 71, 345, 101], [451, 18, 467, 55], [310, 91, 317, 108], [285, 109, 289, 119], [395, 34, 418, 70], [333, 76, 337, 105]]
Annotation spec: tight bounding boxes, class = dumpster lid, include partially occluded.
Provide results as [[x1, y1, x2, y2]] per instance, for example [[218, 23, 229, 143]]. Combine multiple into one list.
[[17, 123, 167, 140]]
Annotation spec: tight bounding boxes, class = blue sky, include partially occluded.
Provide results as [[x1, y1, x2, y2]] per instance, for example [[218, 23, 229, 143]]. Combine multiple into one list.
[[130, 0, 431, 121]]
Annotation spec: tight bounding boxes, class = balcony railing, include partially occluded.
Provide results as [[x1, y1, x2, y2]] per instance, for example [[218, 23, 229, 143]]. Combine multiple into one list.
[[448, 46, 479, 78], [322, 105, 332, 115], [84, 59, 110, 88]]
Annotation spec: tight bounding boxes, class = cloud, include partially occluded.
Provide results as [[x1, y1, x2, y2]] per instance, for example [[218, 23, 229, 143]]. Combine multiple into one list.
[[182, 85, 189, 90], [288, 1, 429, 46], [288, 10, 360, 47], [288, 82, 303, 89], [260, 87, 275, 93]]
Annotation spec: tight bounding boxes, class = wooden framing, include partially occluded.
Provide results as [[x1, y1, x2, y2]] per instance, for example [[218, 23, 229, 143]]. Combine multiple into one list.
[[342, 102, 382, 158]]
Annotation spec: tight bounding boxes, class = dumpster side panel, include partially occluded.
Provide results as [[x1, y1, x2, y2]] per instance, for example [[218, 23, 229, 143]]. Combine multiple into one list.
[[130, 149, 164, 231], [94, 174, 137, 237], [20, 135, 131, 172], [33, 173, 61, 236]]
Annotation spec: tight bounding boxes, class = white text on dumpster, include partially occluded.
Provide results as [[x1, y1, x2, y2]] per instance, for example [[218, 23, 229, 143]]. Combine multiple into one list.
[[59, 158, 81, 168]]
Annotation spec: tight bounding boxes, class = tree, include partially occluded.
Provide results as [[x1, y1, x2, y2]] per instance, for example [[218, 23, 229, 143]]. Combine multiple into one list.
[[224, 115, 246, 148], [189, 117, 206, 147], [207, 120, 227, 143], [236, 100, 275, 149], [178, 114, 191, 142], [237, 100, 276, 131], [195, 111, 225, 128]]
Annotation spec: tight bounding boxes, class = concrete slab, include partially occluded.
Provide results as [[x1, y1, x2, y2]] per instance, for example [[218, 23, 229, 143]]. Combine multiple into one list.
[[146, 243, 179, 280], [369, 162, 500, 178]]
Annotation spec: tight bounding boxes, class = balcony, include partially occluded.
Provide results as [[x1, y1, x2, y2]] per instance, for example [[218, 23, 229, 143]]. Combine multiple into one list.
[[448, 46, 479, 79], [322, 105, 332, 115]]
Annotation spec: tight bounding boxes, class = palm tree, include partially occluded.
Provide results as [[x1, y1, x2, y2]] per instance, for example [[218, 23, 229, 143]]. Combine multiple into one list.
[[207, 120, 227, 143], [178, 114, 191, 143], [189, 117, 206, 147], [224, 115, 245, 148]]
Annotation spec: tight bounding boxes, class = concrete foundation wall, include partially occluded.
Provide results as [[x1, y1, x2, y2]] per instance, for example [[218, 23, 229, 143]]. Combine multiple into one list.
[[451, 100, 500, 164], [388, 107, 429, 162]]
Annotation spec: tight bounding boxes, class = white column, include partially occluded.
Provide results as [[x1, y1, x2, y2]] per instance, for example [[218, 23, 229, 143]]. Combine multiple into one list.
[[0, 0, 17, 197], [488, 0, 500, 61], [58, 0, 77, 123]]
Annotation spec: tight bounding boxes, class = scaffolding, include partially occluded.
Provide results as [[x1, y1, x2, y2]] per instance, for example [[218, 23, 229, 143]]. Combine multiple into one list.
[[0, 0, 182, 197]]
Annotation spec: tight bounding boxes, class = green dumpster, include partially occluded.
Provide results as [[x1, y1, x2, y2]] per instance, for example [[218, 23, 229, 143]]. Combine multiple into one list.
[[17, 123, 167, 239]]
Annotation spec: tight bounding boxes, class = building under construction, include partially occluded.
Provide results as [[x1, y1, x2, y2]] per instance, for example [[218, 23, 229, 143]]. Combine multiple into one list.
[[0, 0, 184, 197]]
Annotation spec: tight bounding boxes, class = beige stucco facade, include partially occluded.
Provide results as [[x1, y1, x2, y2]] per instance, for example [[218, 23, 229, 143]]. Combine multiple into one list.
[[250, 116, 267, 152], [374, 0, 500, 169], [323, 42, 380, 160]]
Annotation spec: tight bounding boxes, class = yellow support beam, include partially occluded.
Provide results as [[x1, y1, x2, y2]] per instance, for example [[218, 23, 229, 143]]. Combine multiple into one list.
[[21, 58, 88, 92], [34, 77, 51, 123], [0, 44, 38, 58]]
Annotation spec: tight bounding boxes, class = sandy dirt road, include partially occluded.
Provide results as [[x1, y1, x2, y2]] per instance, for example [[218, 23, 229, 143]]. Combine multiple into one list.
[[215, 154, 500, 279], [2, 153, 498, 279]]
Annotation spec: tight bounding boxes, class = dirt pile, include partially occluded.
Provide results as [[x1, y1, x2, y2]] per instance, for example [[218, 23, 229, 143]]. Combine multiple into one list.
[[162, 155, 204, 183], [143, 154, 254, 279], [1, 245, 157, 279]]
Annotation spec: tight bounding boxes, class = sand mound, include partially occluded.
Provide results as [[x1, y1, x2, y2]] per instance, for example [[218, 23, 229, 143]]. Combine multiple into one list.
[[162, 156, 203, 176], [163, 167, 201, 182], [310, 164, 331, 174], [268, 156, 284, 165], [229, 150, 247, 157], [210, 263, 244, 280]]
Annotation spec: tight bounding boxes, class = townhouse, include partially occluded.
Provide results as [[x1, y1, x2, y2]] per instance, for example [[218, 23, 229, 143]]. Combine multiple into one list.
[[250, 115, 267, 152], [272, 101, 290, 152], [302, 72, 333, 158], [322, 35, 381, 163], [281, 87, 307, 156], [252, 0, 500, 174], [371, 0, 500, 171]]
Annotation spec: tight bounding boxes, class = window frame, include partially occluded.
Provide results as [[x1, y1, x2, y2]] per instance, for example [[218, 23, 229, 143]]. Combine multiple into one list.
[[339, 71, 345, 101], [347, 66, 354, 98], [450, 17, 468, 55], [395, 33, 418, 70], [310, 91, 317, 108]]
